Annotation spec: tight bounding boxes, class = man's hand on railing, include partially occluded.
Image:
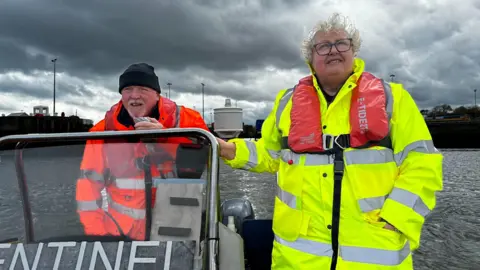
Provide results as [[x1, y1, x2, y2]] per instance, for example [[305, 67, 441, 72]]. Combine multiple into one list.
[[216, 138, 236, 160]]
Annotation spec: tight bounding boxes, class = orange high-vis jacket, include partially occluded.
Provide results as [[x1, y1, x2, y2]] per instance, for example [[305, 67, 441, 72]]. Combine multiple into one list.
[[75, 97, 209, 240]]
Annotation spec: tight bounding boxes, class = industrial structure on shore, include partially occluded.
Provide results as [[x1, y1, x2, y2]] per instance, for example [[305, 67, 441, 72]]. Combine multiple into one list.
[[251, 112, 480, 149], [1, 105, 479, 149], [0, 105, 94, 137]]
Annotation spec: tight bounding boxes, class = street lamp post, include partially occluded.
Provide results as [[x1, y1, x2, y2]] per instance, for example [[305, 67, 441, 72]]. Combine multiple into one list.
[[167, 82, 172, 99], [390, 74, 395, 82], [474, 89, 477, 107], [201, 83, 205, 119], [51, 58, 57, 116]]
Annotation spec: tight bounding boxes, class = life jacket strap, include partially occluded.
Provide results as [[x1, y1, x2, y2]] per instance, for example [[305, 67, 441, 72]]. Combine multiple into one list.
[[280, 133, 392, 154], [330, 146, 344, 270]]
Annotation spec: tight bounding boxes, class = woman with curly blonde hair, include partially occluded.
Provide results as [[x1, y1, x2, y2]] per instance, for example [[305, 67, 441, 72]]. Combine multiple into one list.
[[217, 12, 443, 270]]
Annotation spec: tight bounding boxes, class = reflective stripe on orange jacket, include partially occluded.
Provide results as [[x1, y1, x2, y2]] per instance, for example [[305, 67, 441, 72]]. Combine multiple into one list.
[[75, 97, 209, 240]]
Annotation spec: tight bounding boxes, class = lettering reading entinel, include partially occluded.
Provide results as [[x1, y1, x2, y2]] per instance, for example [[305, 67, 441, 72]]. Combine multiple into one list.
[[0, 241, 171, 270]]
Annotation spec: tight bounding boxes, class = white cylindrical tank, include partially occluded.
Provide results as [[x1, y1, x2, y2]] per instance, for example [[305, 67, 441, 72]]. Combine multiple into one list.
[[214, 98, 243, 139]]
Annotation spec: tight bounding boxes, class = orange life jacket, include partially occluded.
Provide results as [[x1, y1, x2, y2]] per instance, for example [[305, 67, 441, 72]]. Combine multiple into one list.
[[77, 97, 185, 240], [287, 72, 391, 153], [104, 96, 180, 131]]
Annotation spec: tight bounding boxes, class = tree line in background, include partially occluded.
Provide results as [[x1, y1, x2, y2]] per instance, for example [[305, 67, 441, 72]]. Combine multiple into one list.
[[421, 104, 480, 118], [207, 104, 480, 138]]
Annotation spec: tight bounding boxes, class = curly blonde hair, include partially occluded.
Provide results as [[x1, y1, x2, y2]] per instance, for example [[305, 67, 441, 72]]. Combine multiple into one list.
[[301, 12, 362, 63]]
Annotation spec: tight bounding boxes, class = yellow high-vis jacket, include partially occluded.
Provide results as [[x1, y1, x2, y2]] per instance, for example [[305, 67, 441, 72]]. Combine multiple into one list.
[[223, 57, 443, 270]]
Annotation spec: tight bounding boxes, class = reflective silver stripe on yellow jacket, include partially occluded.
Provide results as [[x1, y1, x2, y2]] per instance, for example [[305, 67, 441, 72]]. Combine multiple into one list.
[[394, 139, 439, 165], [279, 148, 392, 167], [276, 184, 411, 266], [240, 140, 279, 170], [275, 88, 294, 132], [275, 235, 411, 266], [384, 80, 394, 122], [351, 140, 439, 215], [280, 149, 330, 166], [278, 146, 438, 219], [243, 140, 438, 218]]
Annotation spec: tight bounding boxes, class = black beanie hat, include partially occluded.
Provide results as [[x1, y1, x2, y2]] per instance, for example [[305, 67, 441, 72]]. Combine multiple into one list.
[[119, 63, 161, 93]]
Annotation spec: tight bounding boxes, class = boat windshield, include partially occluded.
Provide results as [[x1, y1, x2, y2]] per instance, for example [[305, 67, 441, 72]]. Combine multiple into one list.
[[0, 129, 215, 269]]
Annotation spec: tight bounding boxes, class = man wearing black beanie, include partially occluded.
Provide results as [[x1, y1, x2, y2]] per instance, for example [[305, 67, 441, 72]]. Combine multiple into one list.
[[119, 63, 161, 94], [95, 62, 208, 131], [76, 63, 211, 241], [117, 63, 162, 125]]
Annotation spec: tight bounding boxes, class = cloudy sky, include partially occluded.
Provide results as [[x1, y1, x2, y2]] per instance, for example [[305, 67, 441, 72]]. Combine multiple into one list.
[[1, 0, 479, 125]]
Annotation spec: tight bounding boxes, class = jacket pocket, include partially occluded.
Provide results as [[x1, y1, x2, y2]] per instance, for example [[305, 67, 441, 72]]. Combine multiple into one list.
[[344, 147, 398, 214], [274, 151, 310, 241], [364, 210, 400, 235], [278, 150, 304, 197], [272, 196, 310, 242], [363, 210, 406, 248]]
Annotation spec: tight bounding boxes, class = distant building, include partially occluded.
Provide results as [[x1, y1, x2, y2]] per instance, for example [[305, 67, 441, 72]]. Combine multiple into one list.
[[1, 105, 94, 128], [7, 112, 28, 116], [82, 119, 94, 126], [33, 105, 50, 116]]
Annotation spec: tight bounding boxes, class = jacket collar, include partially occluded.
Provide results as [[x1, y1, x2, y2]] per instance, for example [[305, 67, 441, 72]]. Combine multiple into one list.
[[307, 57, 366, 92], [116, 101, 160, 128]]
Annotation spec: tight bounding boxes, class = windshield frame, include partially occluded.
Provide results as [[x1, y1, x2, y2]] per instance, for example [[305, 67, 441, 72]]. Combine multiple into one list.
[[0, 128, 220, 270]]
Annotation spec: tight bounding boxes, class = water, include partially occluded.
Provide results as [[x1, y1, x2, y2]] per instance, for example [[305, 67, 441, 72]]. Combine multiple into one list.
[[0, 148, 479, 270]]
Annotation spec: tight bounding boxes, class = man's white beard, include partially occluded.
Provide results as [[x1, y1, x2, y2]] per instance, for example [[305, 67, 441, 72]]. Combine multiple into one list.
[[126, 107, 148, 119]]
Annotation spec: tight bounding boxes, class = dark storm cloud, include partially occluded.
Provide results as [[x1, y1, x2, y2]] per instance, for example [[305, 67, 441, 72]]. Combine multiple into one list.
[[0, 72, 98, 100], [157, 67, 290, 103], [1, 0, 480, 122], [398, 5, 480, 107], [0, 38, 51, 73], [0, 76, 55, 100], [356, 1, 480, 109], [0, 0, 307, 77]]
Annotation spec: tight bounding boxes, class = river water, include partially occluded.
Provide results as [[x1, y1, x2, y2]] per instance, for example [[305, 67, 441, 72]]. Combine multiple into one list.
[[0, 146, 479, 270]]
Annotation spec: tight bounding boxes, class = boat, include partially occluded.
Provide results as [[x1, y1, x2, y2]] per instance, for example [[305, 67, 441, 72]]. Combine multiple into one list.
[[0, 128, 273, 269]]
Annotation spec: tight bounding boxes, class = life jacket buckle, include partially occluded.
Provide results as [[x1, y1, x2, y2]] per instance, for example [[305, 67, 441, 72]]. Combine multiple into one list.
[[323, 134, 348, 151], [333, 135, 347, 150], [323, 134, 335, 150]]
